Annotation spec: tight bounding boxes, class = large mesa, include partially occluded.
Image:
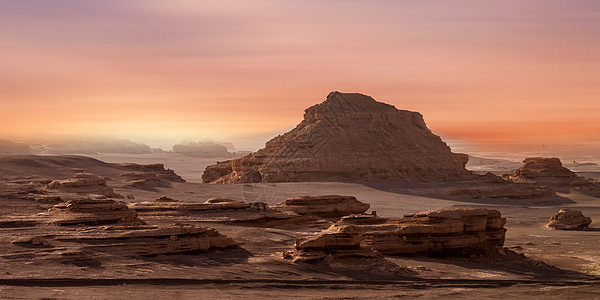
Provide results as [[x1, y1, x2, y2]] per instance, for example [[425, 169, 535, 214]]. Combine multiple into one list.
[[202, 92, 472, 183]]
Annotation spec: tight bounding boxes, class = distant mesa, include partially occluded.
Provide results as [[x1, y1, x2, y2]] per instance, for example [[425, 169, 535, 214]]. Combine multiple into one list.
[[29, 137, 152, 155], [202, 91, 472, 183], [0, 139, 31, 155], [504, 157, 600, 197], [172, 141, 248, 158]]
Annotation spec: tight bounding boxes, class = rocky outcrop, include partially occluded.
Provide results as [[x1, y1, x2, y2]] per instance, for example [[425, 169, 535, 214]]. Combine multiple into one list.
[[504, 157, 600, 197], [504, 157, 578, 183], [331, 208, 506, 256], [283, 225, 403, 274], [172, 142, 233, 157], [130, 197, 329, 228], [46, 173, 121, 198], [203, 92, 472, 183], [547, 209, 592, 230], [131, 197, 250, 212], [273, 195, 370, 217], [60, 225, 238, 256], [47, 199, 143, 225], [8, 225, 238, 262], [117, 163, 185, 183]]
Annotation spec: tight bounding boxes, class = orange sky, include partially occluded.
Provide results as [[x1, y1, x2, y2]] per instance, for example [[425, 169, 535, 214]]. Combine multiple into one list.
[[1, 1, 598, 150]]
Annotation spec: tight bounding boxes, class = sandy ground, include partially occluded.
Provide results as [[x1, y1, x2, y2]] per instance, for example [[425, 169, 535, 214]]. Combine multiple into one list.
[[1, 154, 599, 299]]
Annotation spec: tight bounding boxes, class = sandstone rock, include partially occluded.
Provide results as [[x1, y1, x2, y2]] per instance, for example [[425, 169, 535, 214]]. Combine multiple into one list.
[[130, 198, 250, 212], [504, 157, 600, 197], [285, 225, 372, 260], [130, 197, 327, 228], [203, 92, 472, 183], [58, 225, 238, 256], [331, 208, 507, 256], [547, 209, 592, 230], [504, 157, 578, 183], [172, 142, 233, 158], [447, 183, 559, 200], [117, 163, 185, 182], [46, 173, 121, 198], [47, 199, 143, 226], [273, 195, 370, 217], [120, 172, 171, 189], [283, 224, 405, 274]]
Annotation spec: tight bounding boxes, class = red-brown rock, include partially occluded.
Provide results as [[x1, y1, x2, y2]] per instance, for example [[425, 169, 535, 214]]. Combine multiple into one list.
[[203, 92, 472, 183]]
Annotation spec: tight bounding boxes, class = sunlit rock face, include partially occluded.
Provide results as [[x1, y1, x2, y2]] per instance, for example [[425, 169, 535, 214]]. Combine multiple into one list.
[[547, 209, 592, 230], [203, 92, 472, 183]]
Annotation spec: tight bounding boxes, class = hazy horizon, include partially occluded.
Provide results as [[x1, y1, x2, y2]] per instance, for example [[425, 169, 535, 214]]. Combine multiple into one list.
[[1, 1, 598, 155]]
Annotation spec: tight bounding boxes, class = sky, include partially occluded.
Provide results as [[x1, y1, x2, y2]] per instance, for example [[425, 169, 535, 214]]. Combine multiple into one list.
[[1, 0, 598, 151]]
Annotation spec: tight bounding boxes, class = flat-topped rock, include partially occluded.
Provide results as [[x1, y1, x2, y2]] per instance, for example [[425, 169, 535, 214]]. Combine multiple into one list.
[[130, 198, 250, 212], [46, 173, 121, 198], [547, 209, 592, 230], [331, 208, 507, 257], [505, 157, 578, 183], [503, 157, 600, 197], [273, 195, 370, 217], [203, 92, 472, 183], [47, 199, 142, 226]]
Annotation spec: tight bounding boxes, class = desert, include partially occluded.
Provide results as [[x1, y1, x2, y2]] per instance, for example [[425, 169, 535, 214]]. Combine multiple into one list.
[[1, 93, 599, 299], [2, 2, 599, 298]]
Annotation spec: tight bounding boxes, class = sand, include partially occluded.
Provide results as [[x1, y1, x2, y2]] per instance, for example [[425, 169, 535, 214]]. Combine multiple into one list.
[[0, 154, 599, 299]]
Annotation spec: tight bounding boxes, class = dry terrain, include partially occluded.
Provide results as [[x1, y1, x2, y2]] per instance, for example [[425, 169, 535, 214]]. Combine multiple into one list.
[[0, 154, 599, 299]]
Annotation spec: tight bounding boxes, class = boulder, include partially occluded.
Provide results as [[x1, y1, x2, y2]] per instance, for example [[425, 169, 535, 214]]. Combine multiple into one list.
[[47, 199, 143, 226], [46, 173, 121, 198], [547, 209, 592, 230], [273, 195, 370, 217], [203, 92, 472, 183]]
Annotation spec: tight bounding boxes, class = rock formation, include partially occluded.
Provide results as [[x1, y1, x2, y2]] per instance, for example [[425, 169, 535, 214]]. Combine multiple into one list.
[[547, 209, 592, 230], [504, 157, 600, 197], [116, 163, 185, 183], [131, 197, 250, 212], [172, 141, 232, 157], [504, 157, 578, 184], [59, 225, 238, 256], [273, 195, 370, 217], [47, 199, 142, 226], [130, 197, 330, 228], [203, 91, 472, 183], [283, 225, 404, 274], [330, 208, 506, 256], [46, 173, 122, 198]]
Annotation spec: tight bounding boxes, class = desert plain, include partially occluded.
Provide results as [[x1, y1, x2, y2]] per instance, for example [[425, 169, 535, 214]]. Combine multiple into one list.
[[0, 93, 599, 299]]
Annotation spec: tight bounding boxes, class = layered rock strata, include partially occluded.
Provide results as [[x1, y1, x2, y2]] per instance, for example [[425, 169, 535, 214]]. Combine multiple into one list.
[[203, 92, 472, 183], [47, 199, 143, 226], [331, 208, 506, 256], [504, 157, 600, 197], [46, 173, 121, 198], [273, 195, 370, 217], [283, 225, 403, 274]]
